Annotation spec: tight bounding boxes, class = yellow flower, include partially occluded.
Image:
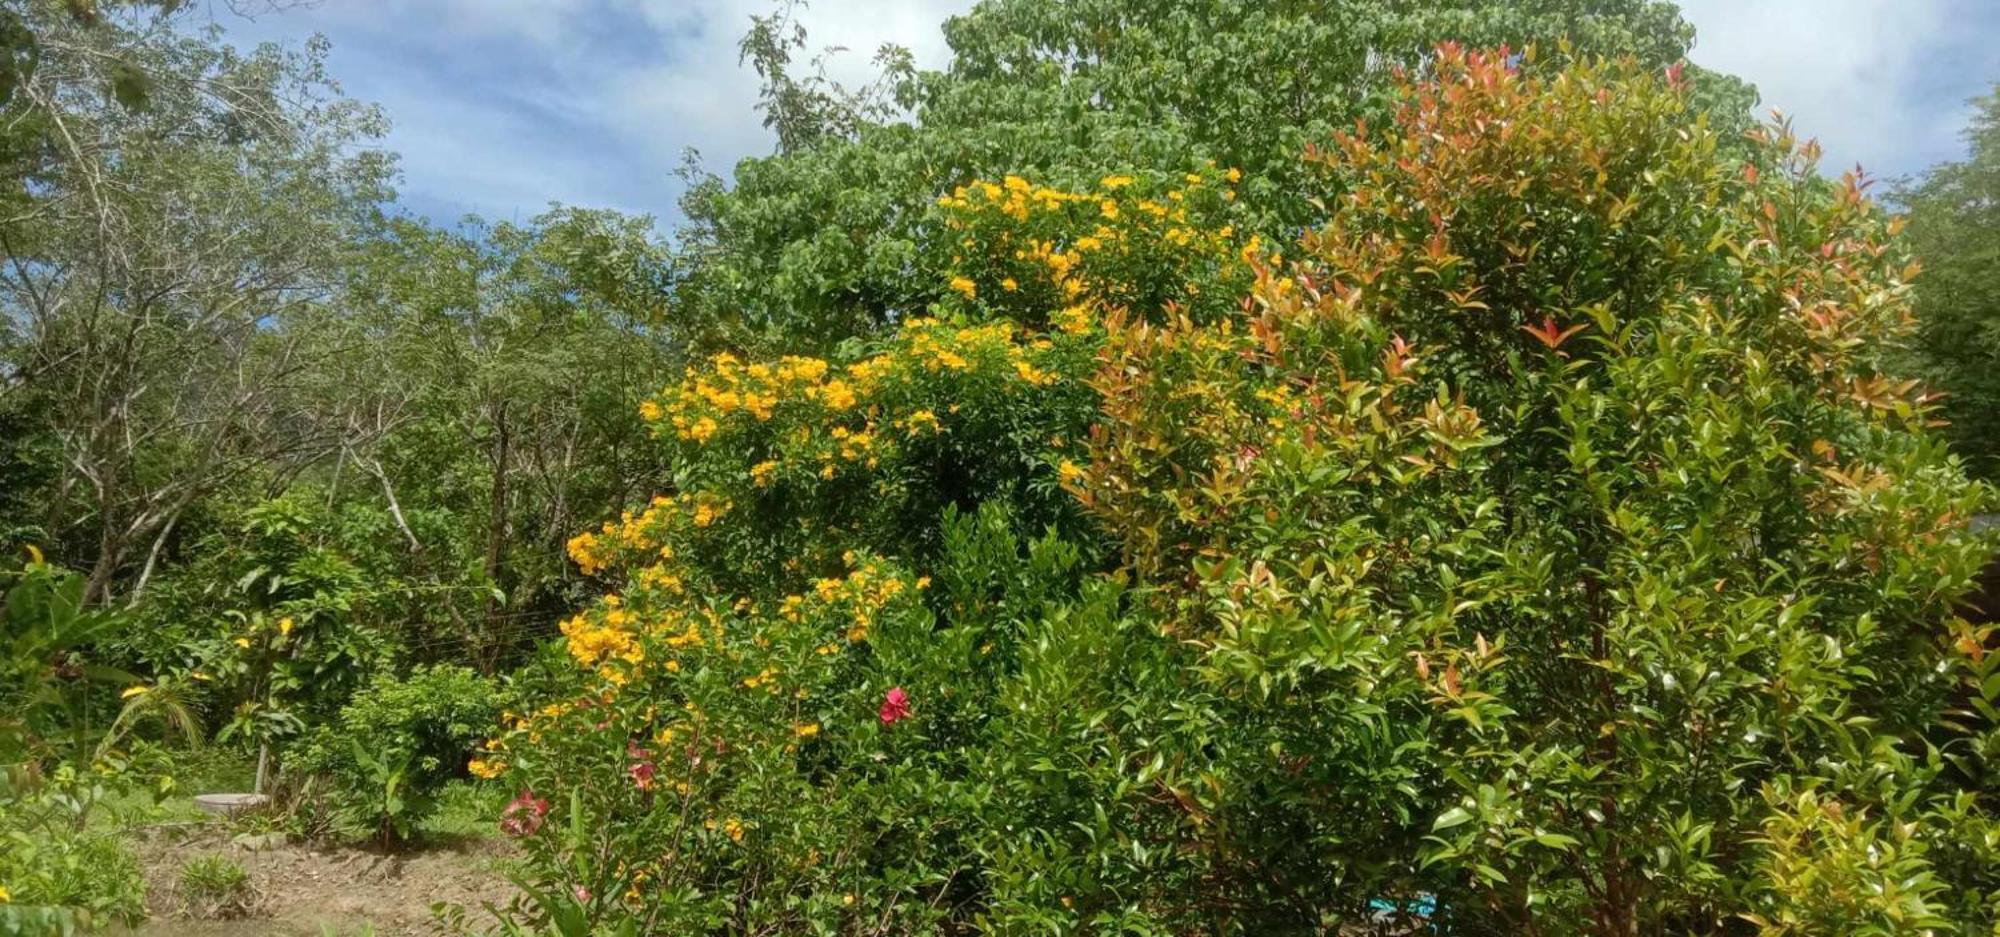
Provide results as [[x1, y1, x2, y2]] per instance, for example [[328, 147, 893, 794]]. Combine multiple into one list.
[[1058, 460, 1085, 484], [277, 617, 294, 637], [684, 416, 719, 443], [723, 817, 745, 842], [793, 722, 820, 739], [121, 685, 149, 700], [1055, 304, 1093, 334], [750, 460, 779, 487], [468, 757, 506, 780], [1100, 174, 1135, 189], [638, 400, 663, 422], [0, 884, 9, 903], [692, 499, 728, 528], [819, 380, 857, 411], [1000, 277, 1018, 292], [1013, 360, 1054, 385], [1226, 166, 1243, 183], [233, 637, 251, 649], [949, 276, 977, 299]]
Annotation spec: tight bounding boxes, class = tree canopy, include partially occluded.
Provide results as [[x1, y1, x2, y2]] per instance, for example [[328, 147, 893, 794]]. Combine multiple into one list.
[[1899, 85, 2000, 481], [676, 0, 1755, 349]]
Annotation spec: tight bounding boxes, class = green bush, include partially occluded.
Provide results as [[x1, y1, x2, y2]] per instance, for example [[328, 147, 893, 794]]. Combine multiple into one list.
[[486, 49, 2000, 936], [0, 771, 148, 931], [286, 665, 500, 846]]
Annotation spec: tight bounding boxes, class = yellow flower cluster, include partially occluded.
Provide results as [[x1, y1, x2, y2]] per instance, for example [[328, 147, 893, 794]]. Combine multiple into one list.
[[632, 318, 1068, 496], [561, 605, 644, 668], [567, 493, 729, 578], [792, 556, 920, 644], [644, 353, 852, 444], [934, 174, 1088, 221], [468, 756, 507, 779], [936, 168, 1250, 332]]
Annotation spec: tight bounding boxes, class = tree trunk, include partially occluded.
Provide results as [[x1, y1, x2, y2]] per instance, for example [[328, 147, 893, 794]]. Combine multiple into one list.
[[478, 401, 511, 674]]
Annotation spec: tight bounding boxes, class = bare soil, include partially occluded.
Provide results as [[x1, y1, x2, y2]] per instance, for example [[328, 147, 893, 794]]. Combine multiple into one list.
[[117, 827, 518, 936]]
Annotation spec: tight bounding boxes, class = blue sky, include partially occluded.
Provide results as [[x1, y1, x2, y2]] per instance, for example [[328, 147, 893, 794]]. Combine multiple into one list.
[[214, 0, 2000, 228]]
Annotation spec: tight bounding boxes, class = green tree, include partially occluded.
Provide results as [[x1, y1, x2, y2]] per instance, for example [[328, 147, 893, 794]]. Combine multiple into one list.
[[0, 3, 392, 603], [315, 208, 677, 671], [674, 0, 1754, 350], [1899, 85, 2000, 481]]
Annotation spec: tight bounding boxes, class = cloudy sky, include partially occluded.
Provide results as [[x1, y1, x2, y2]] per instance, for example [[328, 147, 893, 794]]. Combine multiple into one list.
[[215, 0, 2000, 227]]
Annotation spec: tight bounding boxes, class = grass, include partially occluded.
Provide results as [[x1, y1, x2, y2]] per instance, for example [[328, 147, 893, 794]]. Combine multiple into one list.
[[418, 779, 509, 843], [89, 747, 261, 829], [176, 853, 256, 919]]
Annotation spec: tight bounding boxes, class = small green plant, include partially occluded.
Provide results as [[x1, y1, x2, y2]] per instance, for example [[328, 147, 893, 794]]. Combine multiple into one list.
[[284, 666, 499, 847], [175, 854, 254, 920], [347, 741, 418, 849], [0, 771, 148, 930]]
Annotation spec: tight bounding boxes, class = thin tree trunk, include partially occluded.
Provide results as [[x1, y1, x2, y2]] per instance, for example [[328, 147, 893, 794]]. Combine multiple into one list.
[[126, 510, 180, 604], [364, 456, 423, 554], [478, 401, 510, 673], [83, 523, 125, 606]]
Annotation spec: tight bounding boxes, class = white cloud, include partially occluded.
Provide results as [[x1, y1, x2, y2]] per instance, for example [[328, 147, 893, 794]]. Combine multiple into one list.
[[1676, 0, 1979, 179], [223, 0, 1994, 223], [237, 1, 975, 222], [607, 1, 972, 176]]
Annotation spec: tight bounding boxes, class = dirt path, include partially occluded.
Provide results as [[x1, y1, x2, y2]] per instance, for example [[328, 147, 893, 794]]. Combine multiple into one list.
[[119, 828, 518, 936]]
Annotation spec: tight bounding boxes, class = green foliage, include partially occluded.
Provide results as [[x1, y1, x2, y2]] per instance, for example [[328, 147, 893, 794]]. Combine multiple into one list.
[[1898, 85, 2000, 480], [319, 206, 679, 671], [331, 665, 501, 783], [1, 551, 194, 774], [675, 0, 1753, 350], [0, 552, 139, 765], [1076, 47, 1997, 931], [492, 47, 2000, 935], [0, 3, 393, 605], [174, 853, 253, 920], [285, 665, 500, 846], [133, 497, 392, 733], [0, 768, 148, 931]]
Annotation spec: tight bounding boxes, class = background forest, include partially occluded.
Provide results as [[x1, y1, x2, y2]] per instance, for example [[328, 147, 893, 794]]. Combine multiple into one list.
[[0, 0, 1997, 934]]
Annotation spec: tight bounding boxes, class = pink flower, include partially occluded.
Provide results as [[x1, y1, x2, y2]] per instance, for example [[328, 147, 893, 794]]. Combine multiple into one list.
[[500, 790, 549, 837], [573, 885, 592, 903], [879, 686, 911, 726]]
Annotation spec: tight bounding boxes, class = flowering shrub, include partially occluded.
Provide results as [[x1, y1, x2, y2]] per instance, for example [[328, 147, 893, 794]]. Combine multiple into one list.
[[493, 48, 1999, 935], [1071, 46, 1998, 932], [487, 308, 1118, 930]]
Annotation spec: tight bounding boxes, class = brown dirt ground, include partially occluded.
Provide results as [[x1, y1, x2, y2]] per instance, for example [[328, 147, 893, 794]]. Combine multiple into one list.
[[116, 827, 518, 936]]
